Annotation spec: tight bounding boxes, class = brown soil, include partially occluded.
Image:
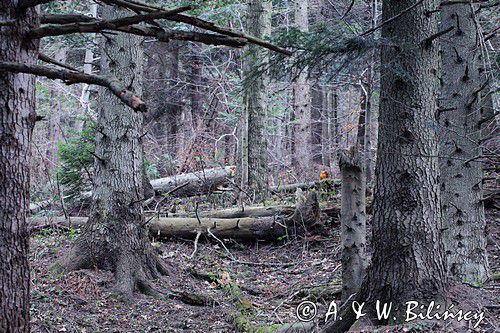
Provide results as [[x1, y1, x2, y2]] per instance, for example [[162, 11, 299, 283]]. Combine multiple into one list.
[[30, 209, 499, 333]]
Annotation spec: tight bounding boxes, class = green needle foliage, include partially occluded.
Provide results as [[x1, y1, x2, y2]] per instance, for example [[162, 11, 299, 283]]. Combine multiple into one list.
[[56, 121, 96, 198]]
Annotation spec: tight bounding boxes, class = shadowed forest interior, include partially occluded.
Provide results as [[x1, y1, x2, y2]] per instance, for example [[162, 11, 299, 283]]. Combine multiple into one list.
[[0, 0, 499, 332]]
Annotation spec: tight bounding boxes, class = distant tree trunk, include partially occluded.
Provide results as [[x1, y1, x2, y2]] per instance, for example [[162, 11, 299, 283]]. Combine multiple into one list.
[[292, 0, 312, 180], [324, 0, 447, 331], [339, 146, 366, 301], [77, 3, 98, 131], [312, 86, 323, 164], [190, 44, 203, 129], [439, 3, 489, 284], [322, 88, 331, 167], [58, 5, 168, 298], [237, 0, 271, 203], [0, 3, 39, 332]]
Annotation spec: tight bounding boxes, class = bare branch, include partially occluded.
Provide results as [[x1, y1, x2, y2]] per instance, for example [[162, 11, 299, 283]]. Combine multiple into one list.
[[38, 53, 79, 71], [421, 25, 455, 46], [29, 6, 192, 39], [0, 61, 146, 112], [117, 25, 247, 47], [40, 14, 98, 25], [100, 0, 293, 55]]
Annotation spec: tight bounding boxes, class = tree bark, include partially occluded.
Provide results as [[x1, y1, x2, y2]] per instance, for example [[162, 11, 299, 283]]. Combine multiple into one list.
[[339, 147, 366, 302], [439, 2, 489, 284], [0, 2, 39, 332], [292, 0, 313, 181], [238, 0, 272, 203], [324, 0, 447, 331], [57, 5, 167, 299]]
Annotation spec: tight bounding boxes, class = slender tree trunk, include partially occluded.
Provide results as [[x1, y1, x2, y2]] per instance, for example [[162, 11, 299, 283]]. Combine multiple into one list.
[[292, 0, 312, 180], [58, 5, 167, 299], [77, 3, 97, 131], [324, 0, 447, 331], [0, 3, 39, 332], [439, 3, 489, 284], [312, 86, 323, 164], [238, 0, 271, 203]]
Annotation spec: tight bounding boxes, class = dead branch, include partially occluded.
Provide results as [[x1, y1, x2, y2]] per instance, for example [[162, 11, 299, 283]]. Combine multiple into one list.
[[0, 61, 147, 112], [29, 6, 192, 39], [100, 0, 293, 55]]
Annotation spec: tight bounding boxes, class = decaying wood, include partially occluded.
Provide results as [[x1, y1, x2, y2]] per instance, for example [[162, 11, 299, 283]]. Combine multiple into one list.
[[150, 166, 235, 197], [270, 179, 340, 193], [30, 193, 325, 241], [78, 166, 235, 201], [29, 200, 51, 214]]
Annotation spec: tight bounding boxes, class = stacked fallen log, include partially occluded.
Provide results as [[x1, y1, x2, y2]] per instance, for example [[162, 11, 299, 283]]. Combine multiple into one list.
[[29, 193, 331, 241], [78, 166, 235, 201]]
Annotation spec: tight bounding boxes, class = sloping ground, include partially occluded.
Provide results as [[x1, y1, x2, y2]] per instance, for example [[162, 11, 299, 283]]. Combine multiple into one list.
[[30, 209, 499, 333]]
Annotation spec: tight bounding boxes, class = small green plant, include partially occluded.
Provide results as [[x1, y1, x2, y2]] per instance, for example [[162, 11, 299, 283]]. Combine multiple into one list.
[[56, 120, 96, 198]]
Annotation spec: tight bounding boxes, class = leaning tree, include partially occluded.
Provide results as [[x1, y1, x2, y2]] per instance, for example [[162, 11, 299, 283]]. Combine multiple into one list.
[[0, 0, 290, 331]]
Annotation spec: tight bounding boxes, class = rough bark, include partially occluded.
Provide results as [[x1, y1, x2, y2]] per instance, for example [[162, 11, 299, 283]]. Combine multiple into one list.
[[324, 0, 447, 331], [238, 0, 271, 203], [439, 3, 489, 284], [0, 2, 39, 332], [339, 147, 366, 302], [57, 5, 167, 299], [292, 0, 313, 180]]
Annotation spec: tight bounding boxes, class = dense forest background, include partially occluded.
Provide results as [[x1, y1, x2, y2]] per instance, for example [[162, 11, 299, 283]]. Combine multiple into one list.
[[1, 0, 499, 332]]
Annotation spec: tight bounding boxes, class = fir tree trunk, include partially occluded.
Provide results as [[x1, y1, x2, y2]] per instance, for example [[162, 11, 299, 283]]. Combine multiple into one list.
[[324, 0, 447, 331], [439, 2, 489, 284], [58, 5, 167, 299], [0, 3, 39, 331], [238, 0, 271, 203]]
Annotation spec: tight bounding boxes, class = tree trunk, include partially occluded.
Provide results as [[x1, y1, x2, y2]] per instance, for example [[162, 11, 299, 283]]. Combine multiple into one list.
[[439, 3, 489, 284], [324, 0, 447, 331], [58, 5, 167, 299], [339, 147, 366, 302], [0, 3, 39, 332], [238, 0, 272, 203], [292, 0, 312, 181]]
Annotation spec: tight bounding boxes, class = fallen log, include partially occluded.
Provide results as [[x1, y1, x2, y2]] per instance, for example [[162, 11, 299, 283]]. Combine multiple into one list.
[[29, 200, 52, 214], [30, 193, 325, 241], [170, 205, 296, 219], [78, 166, 235, 201], [270, 179, 341, 193], [150, 165, 235, 197]]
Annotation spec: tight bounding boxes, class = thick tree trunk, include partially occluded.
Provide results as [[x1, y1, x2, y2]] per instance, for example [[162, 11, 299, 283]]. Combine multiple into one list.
[[0, 3, 39, 332], [339, 147, 366, 302], [324, 0, 447, 331], [439, 3, 489, 284], [292, 0, 313, 181], [238, 0, 271, 203], [58, 5, 167, 299]]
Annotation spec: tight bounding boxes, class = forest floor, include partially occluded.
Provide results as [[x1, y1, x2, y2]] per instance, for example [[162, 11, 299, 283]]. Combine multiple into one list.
[[30, 207, 500, 333]]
